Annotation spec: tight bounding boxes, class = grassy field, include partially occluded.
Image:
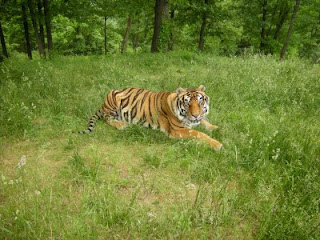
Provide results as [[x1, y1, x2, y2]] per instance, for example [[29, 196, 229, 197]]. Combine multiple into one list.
[[0, 52, 319, 239]]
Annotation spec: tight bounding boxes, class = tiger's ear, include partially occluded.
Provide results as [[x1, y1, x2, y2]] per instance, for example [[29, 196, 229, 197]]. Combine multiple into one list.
[[176, 87, 186, 95], [197, 85, 206, 92]]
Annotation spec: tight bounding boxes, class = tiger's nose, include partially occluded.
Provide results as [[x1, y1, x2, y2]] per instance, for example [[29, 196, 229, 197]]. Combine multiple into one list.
[[192, 114, 200, 119]]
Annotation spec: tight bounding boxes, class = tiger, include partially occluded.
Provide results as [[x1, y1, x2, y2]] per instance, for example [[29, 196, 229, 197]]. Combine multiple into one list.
[[79, 85, 222, 150]]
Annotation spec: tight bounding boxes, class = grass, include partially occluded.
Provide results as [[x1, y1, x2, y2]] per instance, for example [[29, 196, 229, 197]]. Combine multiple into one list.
[[0, 52, 319, 239]]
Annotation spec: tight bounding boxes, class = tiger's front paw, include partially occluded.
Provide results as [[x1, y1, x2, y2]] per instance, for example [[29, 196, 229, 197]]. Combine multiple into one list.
[[216, 143, 223, 151], [209, 139, 223, 151], [200, 120, 219, 131], [207, 124, 219, 131]]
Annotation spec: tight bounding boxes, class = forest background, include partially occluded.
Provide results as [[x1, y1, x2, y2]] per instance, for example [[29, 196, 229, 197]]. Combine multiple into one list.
[[0, 0, 319, 61]]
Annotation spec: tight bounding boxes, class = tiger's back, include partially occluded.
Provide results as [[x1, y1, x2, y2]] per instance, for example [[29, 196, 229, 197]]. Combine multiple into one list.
[[103, 88, 171, 132]]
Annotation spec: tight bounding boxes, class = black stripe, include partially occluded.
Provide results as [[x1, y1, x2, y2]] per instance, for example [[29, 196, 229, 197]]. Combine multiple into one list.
[[131, 104, 137, 120], [153, 93, 158, 112], [140, 90, 151, 111], [123, 88, 135, 97], [114, 88, 127, 97], [124, 112, 128, 121], [161, 107, 167, 116], [105, 97, 115, 109], [170, 121, 183, 129], [142, 111, 146, 122], [132, 89, 144, 102], [112, 90, 117, 104], [176, 100, 180, 111], [148, 94, 153, 124], [121, 96, 131, 108]]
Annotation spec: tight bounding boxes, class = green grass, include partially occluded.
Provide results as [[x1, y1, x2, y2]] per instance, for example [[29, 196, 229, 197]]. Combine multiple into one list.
[[0, 52, 319, 239]]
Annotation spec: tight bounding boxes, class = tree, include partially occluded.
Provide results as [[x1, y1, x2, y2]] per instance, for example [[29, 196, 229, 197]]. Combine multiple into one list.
[[104, 16, 107, 55], [0, 0, 9, 59], [151, 0, 163, 52], [280, 0, 301, 60], [161, 0, 170, 52], [168, 7, 174, 50], [28, 0, 46, 58], [22, 2, 32, 59], [198, 0, 209, 51], [43, 0, 53, 51], [37, 0, 45, 49], [272, 1, 290, 41], [94, 0, 118, 55], [118, 0, 153, 53], [296, 0, 320, 61], [260, 0, 267, 53], [0, 19, 9, 59], [121, 14, 133, 53]]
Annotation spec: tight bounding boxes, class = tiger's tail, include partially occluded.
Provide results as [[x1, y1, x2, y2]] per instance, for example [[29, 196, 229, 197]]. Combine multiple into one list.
[[79, 109, 103, 134]]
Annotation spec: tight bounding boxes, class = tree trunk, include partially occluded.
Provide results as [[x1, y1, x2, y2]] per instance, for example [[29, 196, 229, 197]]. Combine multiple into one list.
[[28, 0, 46, 58], [273, 8, 289, 40], [37, 0, 45, 49], [198, 0, 209, 52], [43, 0, 52, 51], [280, 0, 301, 60], [0, 20, 9, 59], [151, 0, 163, 53], [162, 0, 169, 52], [22, 3, 32, 59], [104, 16, 107, 55], [260, 0, 267, 53], [168, 9, 174, 51], [121, 15, 133, 54], [266, 1, 279, 37], [133, 33, 139, 53]]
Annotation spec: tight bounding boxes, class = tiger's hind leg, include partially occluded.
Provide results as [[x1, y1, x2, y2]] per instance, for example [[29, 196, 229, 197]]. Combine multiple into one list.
[[102, 111, 128, 130], [106, 119, 128, 130], [100, 102, 128, 130]]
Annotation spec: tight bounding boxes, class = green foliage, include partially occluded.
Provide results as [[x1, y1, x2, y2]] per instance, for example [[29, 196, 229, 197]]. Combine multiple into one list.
[[1, 0, 319, 60], [51, 14, 120, 55]]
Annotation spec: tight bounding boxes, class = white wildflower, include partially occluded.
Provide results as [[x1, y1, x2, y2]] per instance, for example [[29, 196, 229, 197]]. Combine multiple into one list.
[[186, 183, 196, 189], [17, 155, 26, 169], [147, 211, 155, 217], [34, 190, 41, 196], [272, 148, 281, 160]]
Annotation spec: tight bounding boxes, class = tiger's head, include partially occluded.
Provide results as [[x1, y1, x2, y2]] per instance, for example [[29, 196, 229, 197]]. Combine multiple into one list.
[[174, 85, 210, 126]]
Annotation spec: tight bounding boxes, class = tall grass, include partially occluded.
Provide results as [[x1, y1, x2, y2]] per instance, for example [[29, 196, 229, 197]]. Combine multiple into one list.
[[0, 52, 319, 239]]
